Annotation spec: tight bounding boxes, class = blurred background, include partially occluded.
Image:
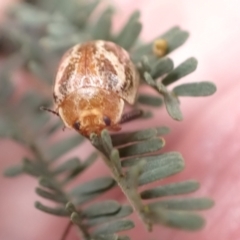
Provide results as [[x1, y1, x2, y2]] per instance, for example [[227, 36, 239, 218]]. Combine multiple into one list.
[[1, 0, 240, 240]]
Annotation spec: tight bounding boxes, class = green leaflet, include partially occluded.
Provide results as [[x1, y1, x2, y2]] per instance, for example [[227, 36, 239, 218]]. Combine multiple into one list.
[[117, 21, 142, 50], [138, 159, 184, 185], [149, 208, 205, 230], [118, 138, 165, 158], [162, 57, 198, 85], [39, 177, 62, 192], [23, 158, 42, 177], [114, 11, 142, 50], [137, 94, 163, 107], [71, 177, 115, 196], [63, 152, 98, 184], [92, 7, 114, 40], [173, 81, 217, 96], [86, 205, 133, 226], [74, 192, 101, 206], [67, 201, 133, 239], [52, 157, 81, 175], [122, 152, 182, 167], [82, 200, 121, 218], [111, 127, 161, 146], [93, 220, 135, 236], [57, 0, 101, 28], [35, 201, 68, 216], [163, 29, 189, 54], [141, 180, 200, 199], [3, 165, 23, 177], [150, 57, 174, 79], [143, 72, 183, 121], [46, 135, 85, 161], [140, 152, 184, 172], [35, 187, 68, 203], [148, 198, 214, 211]]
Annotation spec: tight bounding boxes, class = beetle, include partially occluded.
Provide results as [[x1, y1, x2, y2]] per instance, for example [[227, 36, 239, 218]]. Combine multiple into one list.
[[42, 40, 141, 137]]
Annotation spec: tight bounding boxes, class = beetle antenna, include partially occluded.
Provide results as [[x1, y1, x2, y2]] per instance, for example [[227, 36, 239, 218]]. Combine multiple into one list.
[[40, 106, 59, 116], [120, 109, 143, 124]]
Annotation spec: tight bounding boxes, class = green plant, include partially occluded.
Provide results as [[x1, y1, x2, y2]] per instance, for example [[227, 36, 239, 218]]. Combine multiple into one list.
[[1, 0, 216, 239]]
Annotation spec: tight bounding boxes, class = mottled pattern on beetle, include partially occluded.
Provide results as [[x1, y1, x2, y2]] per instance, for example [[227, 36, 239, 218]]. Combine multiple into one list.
[[54, 46, 82, 104], [54, 40, 139, 105]]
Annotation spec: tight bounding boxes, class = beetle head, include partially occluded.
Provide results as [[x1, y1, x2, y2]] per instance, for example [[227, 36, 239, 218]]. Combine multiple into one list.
[[58, 88, 123, 137]]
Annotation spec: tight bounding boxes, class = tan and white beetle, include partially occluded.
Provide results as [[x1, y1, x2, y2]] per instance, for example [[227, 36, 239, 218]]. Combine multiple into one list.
[[43, 40, 140, 137]]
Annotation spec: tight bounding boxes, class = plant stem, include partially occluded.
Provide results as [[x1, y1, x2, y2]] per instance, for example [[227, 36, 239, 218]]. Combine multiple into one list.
[[101, 154, 153, 231]]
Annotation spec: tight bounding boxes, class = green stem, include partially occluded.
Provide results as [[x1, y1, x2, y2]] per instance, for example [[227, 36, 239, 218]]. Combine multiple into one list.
[[101, 154, 153, 231]]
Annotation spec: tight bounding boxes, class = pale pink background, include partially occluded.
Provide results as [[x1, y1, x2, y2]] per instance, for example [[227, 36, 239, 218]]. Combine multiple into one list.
[[1, 1, 240, 240]]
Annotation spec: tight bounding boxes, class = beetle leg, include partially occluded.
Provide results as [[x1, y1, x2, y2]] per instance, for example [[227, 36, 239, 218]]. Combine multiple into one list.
[[120, 109, 143, 124], [110, 124, 122, 131]]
